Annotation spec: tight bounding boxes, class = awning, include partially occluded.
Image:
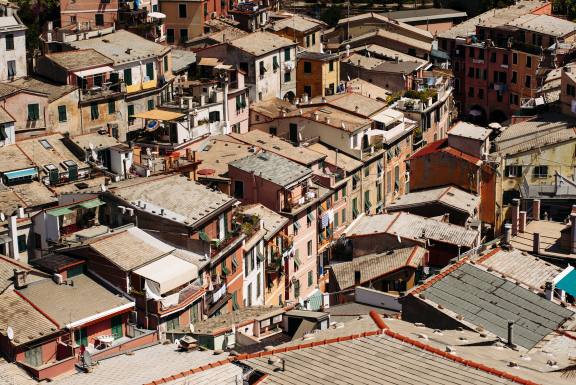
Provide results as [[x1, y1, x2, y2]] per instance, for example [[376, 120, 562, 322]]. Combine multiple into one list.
[[198, 57, 222, 66], [78, 198, 106, 209], [431, 48, 451, 61], [4, 168, 37, 179], [371, 109, 403, 125], [130, 109, 186, 121], [148, 12, 166, 18], [73, 66, 115, 78], [133, 254, 198, 294], [366, 129, 386, 137], [0, 235, 12, 245], [47, 207, 74, 217], [555, 266, 576, 297]]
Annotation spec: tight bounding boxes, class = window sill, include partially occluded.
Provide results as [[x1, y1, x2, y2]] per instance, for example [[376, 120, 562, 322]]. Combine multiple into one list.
[[307, 255, 312, 259]]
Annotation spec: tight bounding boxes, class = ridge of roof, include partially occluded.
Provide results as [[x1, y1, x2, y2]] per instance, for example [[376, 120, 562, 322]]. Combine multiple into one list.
[[0, 254, 30, 271]]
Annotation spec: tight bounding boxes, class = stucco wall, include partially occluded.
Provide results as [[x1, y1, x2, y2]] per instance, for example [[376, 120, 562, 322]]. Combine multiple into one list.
[[4, 92, 49, 138], [0, 30, 26, 82]]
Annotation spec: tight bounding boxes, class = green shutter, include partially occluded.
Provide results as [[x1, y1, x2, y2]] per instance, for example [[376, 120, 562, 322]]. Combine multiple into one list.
[[517, 166, 522, 176], [127, 104, 135, 119], [236, 95, 241, 110], [124, 68, 132, 86], [146, 63, 154, 80], [334, 212, 339, 228], [164, 56, 168, 72], [503, 190, 510, 206], [108, 99, 115, 114], [400, 281, 407, 292], [58, 105, 67, 121], [0, 125, 6, 140], [312, 33, 316, 46], [28, 104, 38, 120], [17, 234, 26, 251], [199, 230, 210, 242], [334, 190, 338, 201], [90, 103, 99, 119], [504, 166, 509, 177], [329, 61, 334, 72], [342, 208, 346, 223], [308, 270, 313, 287], [293, 220, 301, 231], [294, 250, 302, 266], [111, 315, 123, 339], [273, 56, 279, 69], [306, 35, 310, 47], [241, 93, 246, 108], [284, 48, 290, 61], [68, 166, 78, 181], [232, 290, 240, 310], [148, 99, 154, 111], [110, 72, 119, 84], [387, 149, 394, 159]]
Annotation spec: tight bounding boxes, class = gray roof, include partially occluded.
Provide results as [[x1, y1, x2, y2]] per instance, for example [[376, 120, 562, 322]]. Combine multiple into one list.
[[0, 190, 26, 215], [67, 30, 170, 65], [227, 31, 297, 57], [438, 7, 510, 38], [267, 14, 323, 33], [373, 60, 422, 73], [43, 49, 113, 70], [183, 305, 284, 335], [385, 8, 467, 22], [66, 132, 122, 151], [509, 14, 576, 37], [349, 212, 479, 247], [52, 343, 240, 385], [448, 121, 492, 141], [307, 142, 363, 173], [0, 143, 34, 173], [500, 127, 576, 156], [387, 186, 481, 215], [17, 273, 133, 328], [297, 51, 339, 62], [108, 174, 236, 228], [331, 246, 425, 290], [229, 151, 312, 187], [242, 333, 519, 384], [342, 28, 432, 52], [0, 83, 20, 98], [31, 253, 83, 273], [9, 180, 58, 208], [242, 204, 289, 241], [0, 106, 14, 124], [170, 49, 196, 73], [351, 43, 427, 64], [420, 262, 574, 350], [475, 247, 563, 290], [11, 76, 77, 103], [0, 292, 57, 347]]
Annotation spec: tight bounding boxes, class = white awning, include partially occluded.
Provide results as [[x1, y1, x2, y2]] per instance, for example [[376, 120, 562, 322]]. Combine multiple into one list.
[[366, 129, 386, 137], [372, 109, 404, 126], [73, 66, 115, 78], [134, 254, 198, 294]]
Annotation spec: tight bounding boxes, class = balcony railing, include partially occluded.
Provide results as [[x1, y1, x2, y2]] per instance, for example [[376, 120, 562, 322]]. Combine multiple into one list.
[[157, 283, 204, 312]]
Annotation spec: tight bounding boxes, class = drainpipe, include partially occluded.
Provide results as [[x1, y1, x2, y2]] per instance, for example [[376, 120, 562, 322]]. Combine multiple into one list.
[[7, 214, 18, 260], [222, 75, 229, 134], [507, 320, 514, 347]]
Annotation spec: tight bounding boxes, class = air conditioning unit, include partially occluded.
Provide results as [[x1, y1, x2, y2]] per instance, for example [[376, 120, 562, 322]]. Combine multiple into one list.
[[211, 12, 217, 18], [53, 273, 63, 285], [118, 205, 126, 214]]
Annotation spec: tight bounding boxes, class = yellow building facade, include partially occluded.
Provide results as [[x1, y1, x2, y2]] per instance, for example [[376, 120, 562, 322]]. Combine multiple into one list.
[[296, 52, 340, 99]]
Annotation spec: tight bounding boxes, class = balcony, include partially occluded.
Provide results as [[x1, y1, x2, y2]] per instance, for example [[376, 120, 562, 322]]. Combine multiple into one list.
[[147, 283, 204, 313], [41, 20, 115, 43], [210, 224, 244, 258], [205, 276, 232, 315]]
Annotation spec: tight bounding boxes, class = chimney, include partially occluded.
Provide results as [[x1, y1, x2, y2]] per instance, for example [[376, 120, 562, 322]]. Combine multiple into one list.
[[545, 280, 554, 301], [355, 106, 360, 113], [519, 211, 526, 233], [313, 112, 319, 120], [358, 59, 361, 66], [169, 155, 174, 169], [504, 223, 512, 244], [17, 205, 24, 219], [164, 157, 169, 171], [533, 231, 541, 254], [322, 97, 326, 104], [160, 208, 165, 216], [354, 270, 361, 287], [13, 269, 28, 289], [324, 116, 330, 124], [511, 199, 520, 236], [533, 199, 540, 220], [186, 148, 192, 161], [7, 214, 18, 260], [280, 108, 286, 117], [346, 44, 350, 57], [444, 213, 450, 222], [395, 54, 399, 64], [507, 321, 514, 347]]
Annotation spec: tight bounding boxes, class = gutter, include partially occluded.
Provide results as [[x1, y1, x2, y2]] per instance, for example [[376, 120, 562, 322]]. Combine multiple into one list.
[[66, 302, 135, 329]]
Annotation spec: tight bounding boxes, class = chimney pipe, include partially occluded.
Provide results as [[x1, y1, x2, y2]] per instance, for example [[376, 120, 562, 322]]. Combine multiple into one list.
[[346, 44, 350, 57], [533, 232, 541, 254], [17, 205, 24, 219], [164, 157, 169, 170], [355, 106, 360, 113], [545, 280, 554, 301], [313, 112, 319, 120], [444, 213, 450, 222], [533, 199, 540, 220], [354, 270, 361, 287], [395, 54, 399, 64], [169, 156, 174, 169], [322, 97, 326, 104], [280, 108, 286, 117], [7, 214, 18, 260], [324, 116, 330, 124], [186, 148, 192, 161], [507, 320, 514, 347], [504, 224, 512, 244]]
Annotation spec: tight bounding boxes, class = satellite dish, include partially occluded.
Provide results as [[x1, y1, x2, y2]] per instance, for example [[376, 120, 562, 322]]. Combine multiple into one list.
[[83, 350, 92, 367], [189, 323, 194, 333], [7, 326, 13, 340], [92, 150, 98, 160], [89, 142, 94, 150]]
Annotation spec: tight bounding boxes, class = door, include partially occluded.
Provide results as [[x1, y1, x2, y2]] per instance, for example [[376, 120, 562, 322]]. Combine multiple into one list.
[[111, 315, 123, 339], [290, 123, 298, 143], [219, 214, 225, 240], [166, 312, 180, 331], [75, 327, 88, 347], [287, 317, 303, 337], [146, 63, 154, 80]]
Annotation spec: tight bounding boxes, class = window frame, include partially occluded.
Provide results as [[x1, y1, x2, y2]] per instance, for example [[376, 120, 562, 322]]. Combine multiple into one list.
[[178, 3, 187, 18]]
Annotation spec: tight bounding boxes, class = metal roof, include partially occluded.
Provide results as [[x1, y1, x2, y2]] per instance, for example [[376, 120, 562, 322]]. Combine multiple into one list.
[[421, 263, 574, 350], [447, 121, 492, 141]]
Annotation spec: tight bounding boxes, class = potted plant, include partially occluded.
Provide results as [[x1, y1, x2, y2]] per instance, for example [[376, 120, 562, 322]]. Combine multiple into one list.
[[319, 305, 325, 312]]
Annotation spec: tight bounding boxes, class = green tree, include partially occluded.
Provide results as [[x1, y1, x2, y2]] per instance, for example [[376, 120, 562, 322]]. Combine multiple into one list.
[[553, 0, 576, 21], [16, 0, 60, 56], [321, 5, 343, 28]]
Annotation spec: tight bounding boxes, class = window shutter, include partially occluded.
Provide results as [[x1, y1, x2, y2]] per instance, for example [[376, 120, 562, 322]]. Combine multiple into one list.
[[308, 270, 313, 286], [58, 105, 67, 121], [517, 166, 522, 176], [400, 281, 407, 292], [108, 99, 115, 114], [91, 103, 99, 119], [241, 93, 246, 108], [127, 104, 134, 119], [342, 208, 346, 223], [284, 48, 290, 61], [504, 166, 509, 177], [27, 105, 34, 120], [503, 190, 510, 206], [124, 69, 132, 86], [312, 33, 316, 45], [146, 63, 154, 80]]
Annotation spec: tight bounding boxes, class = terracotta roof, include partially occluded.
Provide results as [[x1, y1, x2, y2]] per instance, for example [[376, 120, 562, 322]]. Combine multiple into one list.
[[407, 138, 482, 165], [242, 204, 289, 241], [387, 185, 481, 215], [44, 49, 114, 70], [307, 142, 363, 172]]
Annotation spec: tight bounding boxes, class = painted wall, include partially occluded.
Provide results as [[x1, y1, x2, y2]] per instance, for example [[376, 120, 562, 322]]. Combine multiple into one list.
[[0, 29, 26, 82], [3, 92, 49, 139], [296, 57, 340, 98], [49, 91, 83, 137], [161, 0, 223, 44], [60, 0, 118, 25]]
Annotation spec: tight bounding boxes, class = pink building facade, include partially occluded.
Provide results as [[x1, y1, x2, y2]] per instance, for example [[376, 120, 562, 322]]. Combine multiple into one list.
[[226, 68, 249, 134]]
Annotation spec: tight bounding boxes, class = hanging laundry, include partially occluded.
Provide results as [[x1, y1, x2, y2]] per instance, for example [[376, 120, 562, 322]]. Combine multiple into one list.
[[320, 213, 329, 229], [327, 209, 334, 224]]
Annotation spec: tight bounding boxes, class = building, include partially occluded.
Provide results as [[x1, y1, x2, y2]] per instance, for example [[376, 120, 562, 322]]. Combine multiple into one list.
[[160, 0, 226, 45], [346, 211, 480, 267], [296, 51, 340, 98], [494, 114, 576, 223], [0, 14, 26, 83], [195, 31, 298, 103], [561, 66, 576, 118], [228, 151, 323, 304], [385, 8, 468, 35], [408, 122, 499, 236], [0, 83, 52, 139], [267, 12, 325, 53], [227, 0, 271, 33], [327, 12, 434, 43], [242, 204, 288, 307], [328, 245, 426, 293]]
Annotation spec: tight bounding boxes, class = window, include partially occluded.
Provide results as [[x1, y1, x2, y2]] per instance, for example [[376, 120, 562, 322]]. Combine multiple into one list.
[[342, 185, 346, 197], [441, 39, 447, 50], [270, 126, 277, 136], [329, 61, 334, 72], [284, 47, 290, 61], [513, 52, 518, 65], [567, 84, 576, 97], [180, 29, 188, 43], [34, 233, 41, 249], [244, 251, 249, 276], [352, 134, 358, 148], [497, 92, 503, 103], [166, 312, 180, 331], [468, 87, 474, 97], [511, 71, 517, 84], [306, 35, 310, 47], [147, 99, 154, 111], [127, 104, 135, 123], [479, 49, 484, 60], [278, 294, 283, 306], [468, 67, 474, 78], [364, 165, 369, 177], [490, 52, 496, 62], [342, 208, 346, 224], [259, 61, 266, 76], [304, 85, 311, 97], [123, 68, 132, 86], [167, 29, 175, 43], [204, 3, 208, 17], [179, 3, 187, 17], [307, 207, 313, 224], [153, 4, 158, 12], [234, 180, 244, 198], [408, 48, 416, 56], [352, 197, 358, 218], [7, 60, 15, 77], [533, 34, 542, 46], [505, 165, 522, 177], [5, 33, 13, 50], [27, 104, 39, 120], [257, 273, 261, 298], [526, 56, 532, 68], [58, 105, 67, 122], [164, 56, 168, 72], [90, 102, 99, 119], [334, 212, 338, 228], [209, 111, 220, 121], [525, 75, 531, 88], [17, 234, 26, 252], [454, 61, 460, 72], [284, 72, 291, 82], [494, 71, 507, 83], [454, 78, 460, 92], [308, 270, 313, 287], [304, 62, 312, 73], [503, 54, 508, 65], [312, 33, 316, 46], [510, 93, 519, 105], [273, 56, 280, 70], [108, 98, 115, 114], [146, 62, 154, 80], [25, 346, 42, 367], [67, 265, 83, 278], [95, 14, 104, 26], [534, 165, 548, 178], [307, 240, 312, 256], [469, 47, 475, 58], [387, 170, 392, 193]]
